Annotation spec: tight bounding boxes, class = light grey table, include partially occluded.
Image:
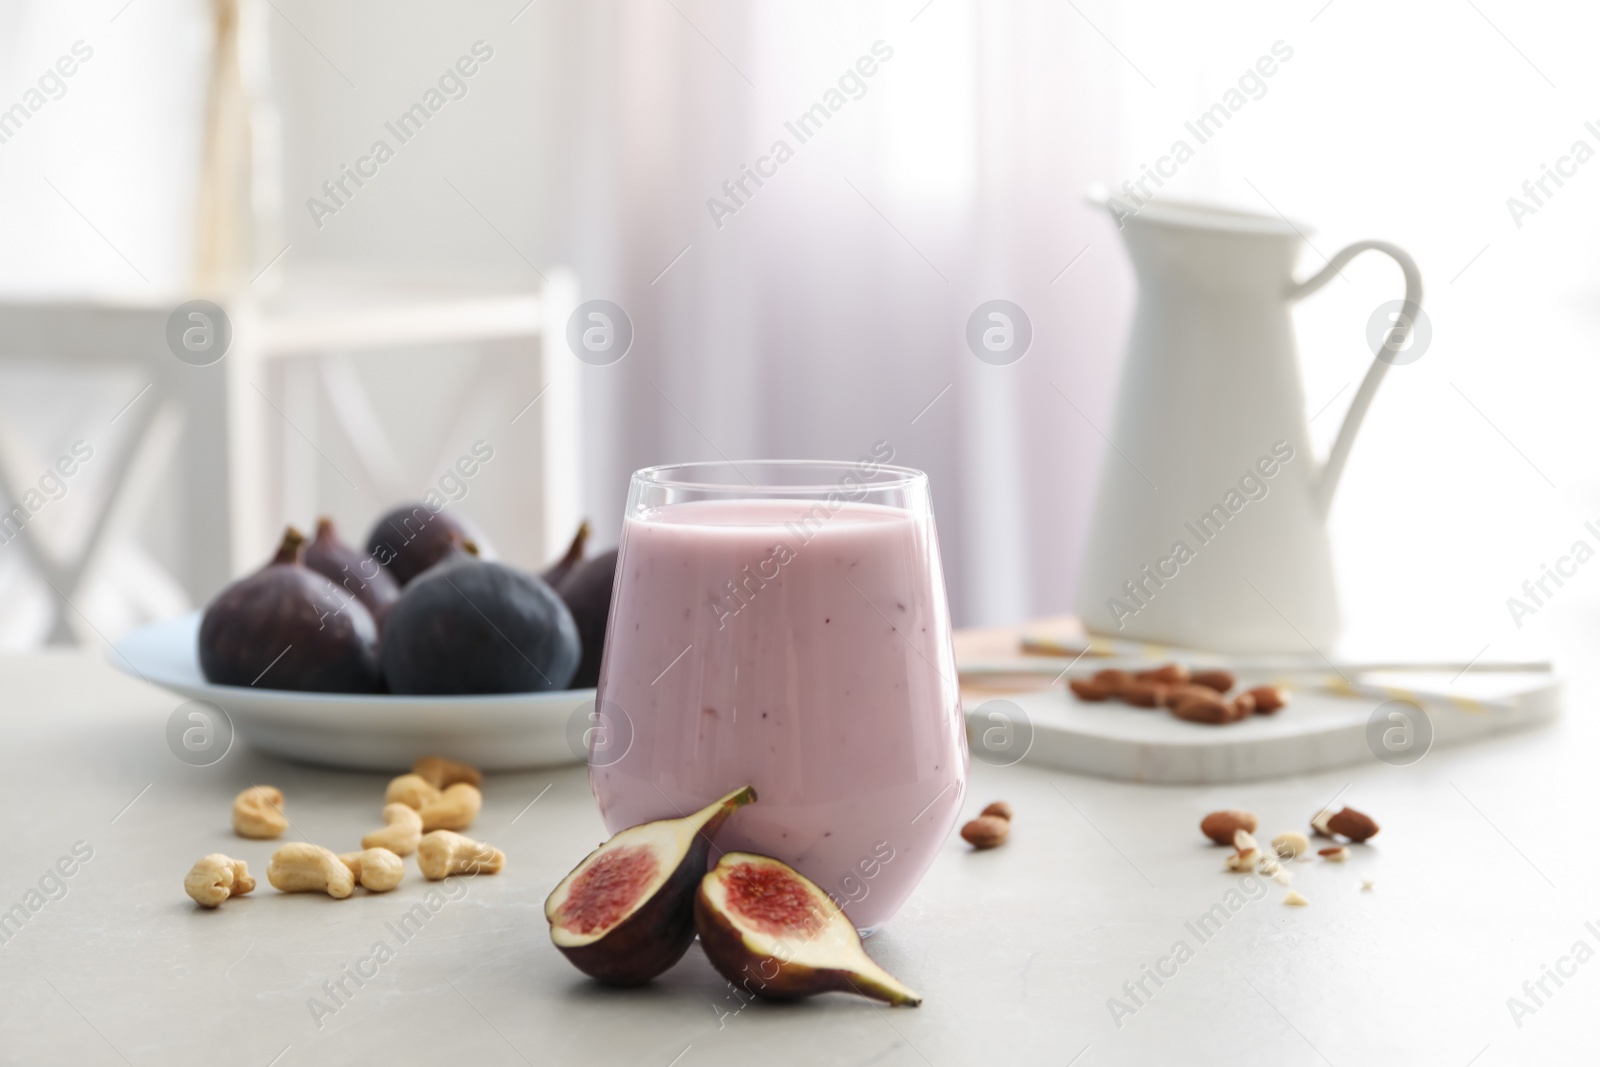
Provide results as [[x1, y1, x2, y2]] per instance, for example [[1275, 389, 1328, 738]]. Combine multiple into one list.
[[0, 648, 1592, 1066]]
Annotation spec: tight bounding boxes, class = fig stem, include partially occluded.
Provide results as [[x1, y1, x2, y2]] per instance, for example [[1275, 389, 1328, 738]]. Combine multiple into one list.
[[272, 526, 307, 565], [557, 521, 591, 567]]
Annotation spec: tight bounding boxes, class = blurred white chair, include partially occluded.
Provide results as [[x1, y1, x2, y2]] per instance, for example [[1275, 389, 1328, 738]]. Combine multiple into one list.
[[0, 269, 582, 647], [234, 265, 583, 572], [0, 302, 231, 644]]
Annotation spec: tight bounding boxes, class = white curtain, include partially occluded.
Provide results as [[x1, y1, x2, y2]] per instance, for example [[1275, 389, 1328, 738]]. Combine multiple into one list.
[[4, 0, 1599, 645], [518, 0, 1129, 625]]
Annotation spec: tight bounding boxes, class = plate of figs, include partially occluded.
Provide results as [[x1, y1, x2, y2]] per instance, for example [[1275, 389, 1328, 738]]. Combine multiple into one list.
[[110, 506, 617, 772]]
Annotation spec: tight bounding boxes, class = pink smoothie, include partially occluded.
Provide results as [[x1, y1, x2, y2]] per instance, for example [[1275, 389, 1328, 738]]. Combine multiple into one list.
[[591, 497, 968, 930]]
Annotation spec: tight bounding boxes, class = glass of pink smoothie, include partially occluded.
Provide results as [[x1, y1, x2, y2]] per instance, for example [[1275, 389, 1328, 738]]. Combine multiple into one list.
[[589, 456, 968, 932]]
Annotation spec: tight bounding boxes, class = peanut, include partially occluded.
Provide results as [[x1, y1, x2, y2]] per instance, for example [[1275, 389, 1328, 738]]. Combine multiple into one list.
[[231, 785, 288, 840], [959, 815, 1009, 850], [184, 854, 255, 908]]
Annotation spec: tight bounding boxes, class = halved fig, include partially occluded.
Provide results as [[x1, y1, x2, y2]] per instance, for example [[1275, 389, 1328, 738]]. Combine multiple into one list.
[[695, 852, 922, 1006], [545, 785, 755, 985]]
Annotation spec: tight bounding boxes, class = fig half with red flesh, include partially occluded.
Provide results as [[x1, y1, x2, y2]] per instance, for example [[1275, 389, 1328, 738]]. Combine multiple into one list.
[[545, 786, 755, 985], [695, 852, 922, 1006]]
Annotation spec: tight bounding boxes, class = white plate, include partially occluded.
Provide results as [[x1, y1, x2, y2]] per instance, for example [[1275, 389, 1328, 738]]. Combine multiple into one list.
[[109, 611, 593, 772]]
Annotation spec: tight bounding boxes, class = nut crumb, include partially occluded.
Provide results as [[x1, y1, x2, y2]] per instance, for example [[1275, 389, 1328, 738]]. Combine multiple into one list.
[[1283, 890, 1309, 906], [1361, 879, 1374, 892], [1225, 848, 1260, 872], [1272, 831, 1310, 859], [1318, 846, 1351, 863]]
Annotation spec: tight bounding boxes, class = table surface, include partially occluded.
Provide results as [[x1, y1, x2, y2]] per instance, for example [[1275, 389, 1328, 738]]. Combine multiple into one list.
[[0, 623, 1593, 1067]]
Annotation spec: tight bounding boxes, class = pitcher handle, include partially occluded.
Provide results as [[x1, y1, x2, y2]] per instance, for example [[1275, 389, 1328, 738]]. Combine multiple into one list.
[[1288, 240, 1423, 520]]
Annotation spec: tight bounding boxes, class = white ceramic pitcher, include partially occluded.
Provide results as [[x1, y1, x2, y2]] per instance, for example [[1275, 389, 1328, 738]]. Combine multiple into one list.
[[1074, 196, 1422, 653]]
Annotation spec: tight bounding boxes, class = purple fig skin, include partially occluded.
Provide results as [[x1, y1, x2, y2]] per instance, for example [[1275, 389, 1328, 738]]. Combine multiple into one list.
[[365, 504, 494, 587], [198, 527, 382, 693], [694, 855, 922, 1007], [540, 521, 590, 588], [556, 547, 616, 689], [303, 517, 399, 629], [548, 786, 756, 986]]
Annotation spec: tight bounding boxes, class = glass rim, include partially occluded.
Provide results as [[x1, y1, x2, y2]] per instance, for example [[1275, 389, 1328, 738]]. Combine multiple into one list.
[[631, 459, 927, 494]]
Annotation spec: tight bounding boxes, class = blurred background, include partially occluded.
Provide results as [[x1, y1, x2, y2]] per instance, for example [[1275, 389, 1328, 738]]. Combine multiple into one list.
[[0, 0, 1594, 659]]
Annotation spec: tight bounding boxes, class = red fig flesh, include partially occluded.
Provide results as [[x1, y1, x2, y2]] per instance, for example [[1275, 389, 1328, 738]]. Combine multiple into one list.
[[545, 786, 755, 985], [695, 852, 921, 1006]]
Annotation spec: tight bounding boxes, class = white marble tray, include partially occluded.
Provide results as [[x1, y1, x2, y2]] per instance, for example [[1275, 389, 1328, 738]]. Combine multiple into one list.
[[962, 671, 1562, 784]]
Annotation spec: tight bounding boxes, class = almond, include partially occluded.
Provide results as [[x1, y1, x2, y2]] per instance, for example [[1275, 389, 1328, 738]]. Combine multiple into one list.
[[1229, 691, 1257, 719], [960, 815, 1009, 849], [1200, 809, 1258, 845], [1122, 680, 1168, 708], [1190, 668, 1235, 693], [1162, 683, 1219, 709], [1326, 806, 1380, 843], [1318, 846, 1351, 862], [1135, 663, 1189, 685], [980, 800, 1013, 821], [1068, 678, 1111, 702], [1092, 668, 1134, 695], [1171, 692, 1233, 723], [1248, 685, 1288, 714]]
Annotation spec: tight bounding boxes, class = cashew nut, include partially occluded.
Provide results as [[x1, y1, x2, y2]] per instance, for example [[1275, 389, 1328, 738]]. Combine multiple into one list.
[[362, 803, 424, 856], [184, 854, 255, 907], [418, 783, 482, 832], [386, 774, 442, 810], [232, 785, 288, 839], [412, 755, 482, 790], [337, 848, 405, 892], [267, 843, 356, 899], [417, 830, 504, 880]]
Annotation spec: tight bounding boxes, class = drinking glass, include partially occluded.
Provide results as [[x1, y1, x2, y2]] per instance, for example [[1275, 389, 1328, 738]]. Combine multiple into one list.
[[588, 459, 968, 931]]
